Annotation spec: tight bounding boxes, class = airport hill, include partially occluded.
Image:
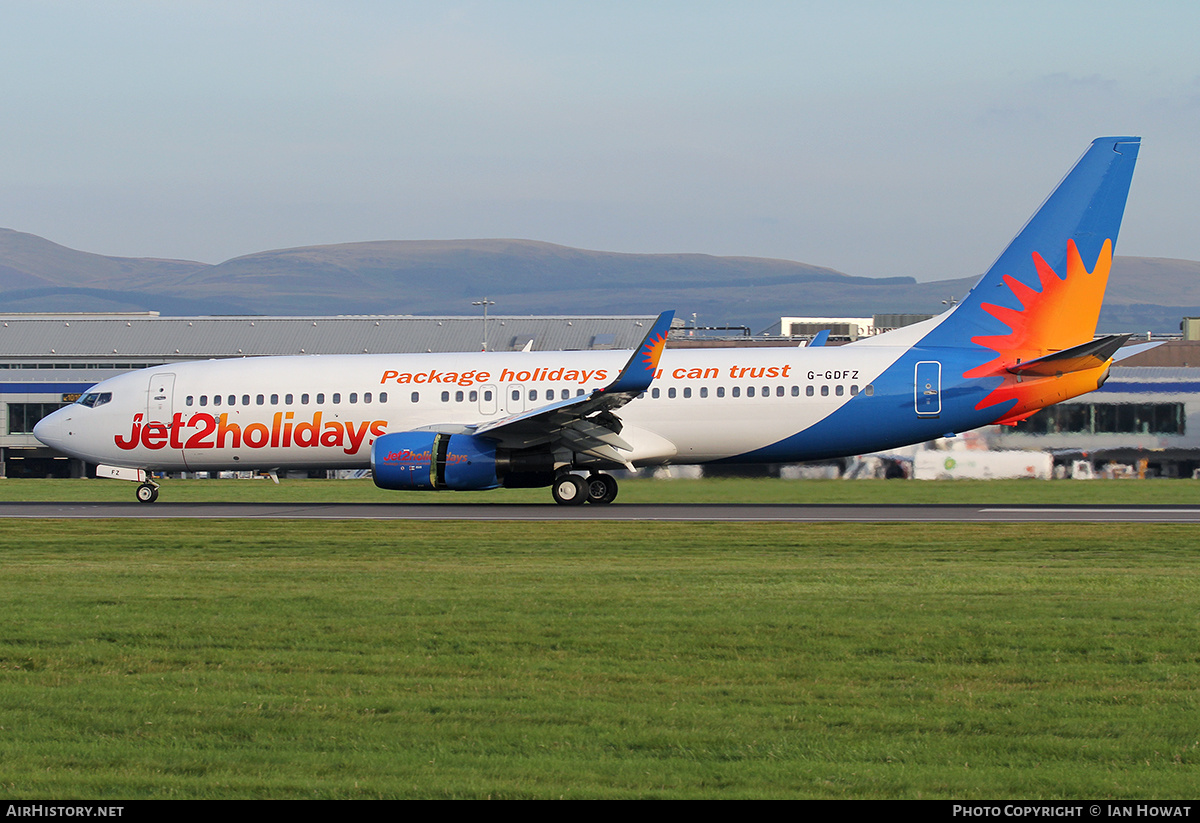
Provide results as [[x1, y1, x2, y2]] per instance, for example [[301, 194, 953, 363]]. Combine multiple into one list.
[[0, 227, 1197, 334]]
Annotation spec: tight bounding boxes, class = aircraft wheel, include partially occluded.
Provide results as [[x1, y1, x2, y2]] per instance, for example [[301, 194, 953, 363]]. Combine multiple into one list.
[[136, 483, 159, 503], [586, 473, 618, 504], [551, 474, 588, 506]]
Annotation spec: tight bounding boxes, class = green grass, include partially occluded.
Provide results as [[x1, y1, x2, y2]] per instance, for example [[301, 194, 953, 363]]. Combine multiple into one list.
[[1, 475, 1199, 504], [1, 520, 1198, 798]]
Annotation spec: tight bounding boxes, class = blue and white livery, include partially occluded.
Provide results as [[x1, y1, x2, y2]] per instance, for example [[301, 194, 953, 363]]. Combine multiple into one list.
[[35, 138, 1141, 504]]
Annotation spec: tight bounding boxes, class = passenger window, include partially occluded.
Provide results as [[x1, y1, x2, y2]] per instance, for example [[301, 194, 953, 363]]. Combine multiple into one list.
[[317, 393, 325, 404], [286, 393, 294, 404], [441, 391, 449, 402], [668, 388, 676, 399], [227, 395, 235, 406], [776, 386, 784, 397], [821, 386, 829, 396], [332, 393, 341, 404], [241, 395, 249, 406], [683, 387, 692, 399], [546, 389, 555, 400], [806, 386, 814, 397], [850, 385, 859, 396], [349, 393, 357, 404], [512, 390, 520, 401], [257, 395, 264, 405], [529, 390, 538, 401], [271, 394, 279, 405], [836, 385, 844, 396], [455, 391, 463, 402], [301, 393, 310, 404], [483, 390, 492, 402], [791, 386, 799, 396], [652, 388, 660, 399], [378, 392, 387, 403], [364, 392, 372, 403], [732, 387, 740, 398], [186, 396, 193, 407], [747, 387, 755, 398], [469, 391, 477, 402], [700, 387, 708, 398], [200, 396, 208, 407], [214, 395, 222, 406], [411, 392, 419, 403], [717, 387, 725, 398], [866, 384, 875, 396]]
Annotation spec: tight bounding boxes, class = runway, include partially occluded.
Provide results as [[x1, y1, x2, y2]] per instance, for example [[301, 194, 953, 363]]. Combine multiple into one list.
[[2, 502, 1199, 522]]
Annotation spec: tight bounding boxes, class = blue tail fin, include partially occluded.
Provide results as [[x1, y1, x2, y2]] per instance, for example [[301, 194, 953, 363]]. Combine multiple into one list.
[[925, 137, 1140, 352]]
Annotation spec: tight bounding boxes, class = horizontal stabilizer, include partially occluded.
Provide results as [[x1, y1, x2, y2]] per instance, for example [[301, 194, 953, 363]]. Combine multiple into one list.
[[1005, 334, 1131, 377], [1112, 340, 1164, 362]]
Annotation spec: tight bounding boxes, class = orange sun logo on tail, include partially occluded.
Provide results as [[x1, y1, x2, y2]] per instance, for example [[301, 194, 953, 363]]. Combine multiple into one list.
[[966, 238, 1113, 416]]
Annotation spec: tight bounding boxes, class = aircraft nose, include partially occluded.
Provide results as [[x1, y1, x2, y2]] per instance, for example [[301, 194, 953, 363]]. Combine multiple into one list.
[[33, 409, 65, 449]]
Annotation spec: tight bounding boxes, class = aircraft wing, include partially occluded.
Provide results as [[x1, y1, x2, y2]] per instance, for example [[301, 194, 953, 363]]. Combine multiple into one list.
[[427, 311, 674, 465]]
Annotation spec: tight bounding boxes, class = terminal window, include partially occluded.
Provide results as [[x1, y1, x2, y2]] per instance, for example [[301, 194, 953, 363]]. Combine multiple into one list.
[[8, 402, 68, 435], [1015, 402, 1185, 436]]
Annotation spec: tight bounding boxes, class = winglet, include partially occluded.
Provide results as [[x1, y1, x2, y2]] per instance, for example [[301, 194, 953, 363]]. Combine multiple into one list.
[[809, 329, 830, 348], [603, 311, 674, 394]]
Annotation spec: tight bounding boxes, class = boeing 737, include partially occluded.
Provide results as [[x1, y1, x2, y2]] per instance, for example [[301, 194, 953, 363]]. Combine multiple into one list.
[[34, 137, 1141, 504]]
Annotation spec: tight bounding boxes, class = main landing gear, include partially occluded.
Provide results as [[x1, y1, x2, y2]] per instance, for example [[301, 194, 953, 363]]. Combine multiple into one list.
[[135, 482, 159, 503], [551, 472, 618, 506], [586, 473, 618, 504]]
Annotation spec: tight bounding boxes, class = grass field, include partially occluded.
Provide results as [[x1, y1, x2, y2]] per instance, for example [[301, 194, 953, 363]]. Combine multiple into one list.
[[1, 516, 1198, 798]]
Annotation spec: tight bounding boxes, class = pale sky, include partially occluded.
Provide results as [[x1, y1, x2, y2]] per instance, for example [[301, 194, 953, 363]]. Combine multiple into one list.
[[1, 0, 1196, 282]]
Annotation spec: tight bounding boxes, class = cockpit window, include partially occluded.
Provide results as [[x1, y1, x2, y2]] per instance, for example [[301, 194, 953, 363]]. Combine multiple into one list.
[[76, 392, 112, 408]]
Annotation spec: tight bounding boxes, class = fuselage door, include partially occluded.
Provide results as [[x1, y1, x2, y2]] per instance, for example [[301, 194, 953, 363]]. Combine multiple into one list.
[[914, 361, 941, 417], [147, 373, 176, 421], [505, 383, 525, 414], [479, 384, 498, 416]]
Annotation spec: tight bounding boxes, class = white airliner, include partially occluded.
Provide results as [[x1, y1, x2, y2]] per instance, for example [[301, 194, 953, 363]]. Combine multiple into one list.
[[35, 137, 1141, 504]]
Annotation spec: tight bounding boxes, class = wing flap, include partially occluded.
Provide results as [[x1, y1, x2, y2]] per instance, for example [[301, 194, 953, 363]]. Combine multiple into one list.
[[561, 420, 633, 451]]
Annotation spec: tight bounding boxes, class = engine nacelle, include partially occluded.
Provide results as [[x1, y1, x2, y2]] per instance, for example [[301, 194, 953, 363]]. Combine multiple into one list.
[[371, 432, 500, 491]]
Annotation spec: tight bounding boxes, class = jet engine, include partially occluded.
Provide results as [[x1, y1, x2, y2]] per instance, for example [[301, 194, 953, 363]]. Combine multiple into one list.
[[370, 431, 559, 491]]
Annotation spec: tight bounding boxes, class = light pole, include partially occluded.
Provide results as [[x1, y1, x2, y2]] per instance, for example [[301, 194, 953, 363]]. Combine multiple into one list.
[[472, 297, 496, 351]]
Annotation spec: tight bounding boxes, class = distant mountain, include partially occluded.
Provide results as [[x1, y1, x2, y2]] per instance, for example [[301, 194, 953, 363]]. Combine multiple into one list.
[[1, 228, 1197, 333], [0, 228, 228, 314]]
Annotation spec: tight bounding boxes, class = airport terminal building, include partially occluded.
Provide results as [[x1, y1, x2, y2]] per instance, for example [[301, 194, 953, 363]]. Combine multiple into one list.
[[0, 312, 656, 478], [990, 343, 1200, 478]]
